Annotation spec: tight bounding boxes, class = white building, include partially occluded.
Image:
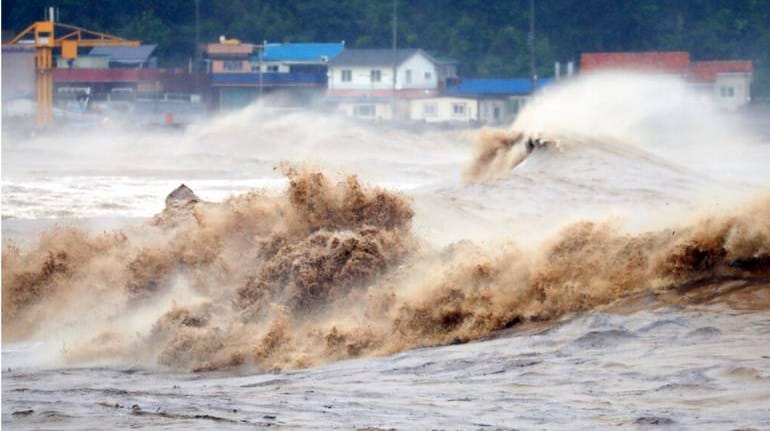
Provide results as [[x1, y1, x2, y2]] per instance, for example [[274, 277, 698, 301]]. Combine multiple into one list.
[[690, 61, 753, 111], [326, 48, 457, 119], [409, 78, 550, 124], [581, 52, 753, 111], [410, 96, 509, 124]]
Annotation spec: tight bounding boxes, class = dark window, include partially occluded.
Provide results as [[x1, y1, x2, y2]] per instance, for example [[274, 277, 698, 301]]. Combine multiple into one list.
[[355, 104, 375, 117], [223, 60, 242, 71], [452, 102, 466, 116]]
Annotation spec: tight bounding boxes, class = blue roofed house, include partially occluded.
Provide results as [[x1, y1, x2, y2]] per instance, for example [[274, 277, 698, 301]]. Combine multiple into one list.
[[206, 40, 344, 110], [410, 78, 551, 124]]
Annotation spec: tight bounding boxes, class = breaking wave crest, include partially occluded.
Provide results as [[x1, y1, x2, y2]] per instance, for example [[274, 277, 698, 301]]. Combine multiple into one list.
[[3, 166, 770, 372]]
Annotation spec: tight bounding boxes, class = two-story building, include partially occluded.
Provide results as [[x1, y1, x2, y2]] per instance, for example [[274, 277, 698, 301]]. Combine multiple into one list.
[[207, 40, 344, 110], [325, 48, 457, 119], [580, 51, 753, 110]]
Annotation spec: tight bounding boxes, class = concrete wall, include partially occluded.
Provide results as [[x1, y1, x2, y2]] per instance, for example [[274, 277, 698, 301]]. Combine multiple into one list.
[[2, 48, 36, 100], [478, 99, 506, 124], [397, 54, 438, 90], [336, 101, 393, 120], [713, 73, 752, 110]]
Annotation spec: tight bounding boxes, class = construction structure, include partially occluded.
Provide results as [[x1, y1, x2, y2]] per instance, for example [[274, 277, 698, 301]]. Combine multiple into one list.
[[3, 8, 139, 126]]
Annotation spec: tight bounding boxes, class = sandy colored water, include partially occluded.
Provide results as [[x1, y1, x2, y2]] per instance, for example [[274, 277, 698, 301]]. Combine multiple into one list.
[[3, 73, 770, 429]]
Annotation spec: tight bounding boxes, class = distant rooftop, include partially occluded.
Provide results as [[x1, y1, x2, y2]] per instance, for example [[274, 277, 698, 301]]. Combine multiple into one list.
[[205, 43, 255, 56], [445, 78, 552, 96], [329, 48, 425, 67], [689, 60, 753, 82], [580, 51, 753, 83], [89, 45, 157, 64], [262, 42, 344, 62], [581, 51, 691, 74]]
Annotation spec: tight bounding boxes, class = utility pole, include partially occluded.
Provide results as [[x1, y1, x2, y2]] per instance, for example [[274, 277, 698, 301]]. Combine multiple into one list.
[[391, 0, 397, 120], [195, 0, 201, 66], [259, 41, 265, 103], [193, 0, 202, 100], [529, 0, 537, 93]]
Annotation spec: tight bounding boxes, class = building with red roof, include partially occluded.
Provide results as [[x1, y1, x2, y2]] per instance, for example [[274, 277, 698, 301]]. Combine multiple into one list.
[[581, 51, 691, 75], [580, 51, 753, 110]]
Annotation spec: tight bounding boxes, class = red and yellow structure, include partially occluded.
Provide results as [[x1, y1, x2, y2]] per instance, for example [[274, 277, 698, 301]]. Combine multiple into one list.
[[4, 20, 139, 126]]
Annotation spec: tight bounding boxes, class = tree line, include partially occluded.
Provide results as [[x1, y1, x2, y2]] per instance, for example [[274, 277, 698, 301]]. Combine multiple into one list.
[[3, 0, 769, 98]]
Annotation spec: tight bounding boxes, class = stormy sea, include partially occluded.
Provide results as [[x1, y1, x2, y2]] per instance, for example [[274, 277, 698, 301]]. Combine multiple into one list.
[[3, 73, 770, 430]]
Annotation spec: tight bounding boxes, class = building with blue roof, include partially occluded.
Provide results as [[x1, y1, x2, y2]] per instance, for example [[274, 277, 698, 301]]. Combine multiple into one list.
[[205, 40, 344, 111], [261, 43, 344, 63], [410, 77, 553, 124]]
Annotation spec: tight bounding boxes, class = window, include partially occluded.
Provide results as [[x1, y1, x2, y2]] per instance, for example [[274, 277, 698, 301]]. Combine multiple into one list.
[[405, 69, 412, 84], [223, 60, 242, 71], [425, 71, 432, 80], [452, 102, 466, 116], [250, 63, 261, 72], [354, 104, 375, 117], [423, 103, 437, 117], [266, 65, 279, 72], [720, 86, 735, 98], [341, 69, 352, 82], [370, 69, 382, 83]]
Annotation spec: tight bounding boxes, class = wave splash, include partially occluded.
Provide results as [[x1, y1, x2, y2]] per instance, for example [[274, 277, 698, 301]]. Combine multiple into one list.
[[3, 166, 769, 371]]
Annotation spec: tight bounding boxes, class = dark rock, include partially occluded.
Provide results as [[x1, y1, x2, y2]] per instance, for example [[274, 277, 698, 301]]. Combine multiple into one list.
[[165, 184, 200, 207]]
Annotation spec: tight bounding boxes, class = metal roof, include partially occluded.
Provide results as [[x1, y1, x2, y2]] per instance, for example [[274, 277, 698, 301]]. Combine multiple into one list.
[[328, 48, 425, 67], [444, 78, 553, 96], [262, 43, 344, 62], [689, 61, 753, 82], [89, 44, 157, 63], [580, 52, 691, 74]]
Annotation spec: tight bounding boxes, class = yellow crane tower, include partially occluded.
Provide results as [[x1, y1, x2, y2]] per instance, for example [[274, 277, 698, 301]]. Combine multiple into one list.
[[4, 17, 140, 126]]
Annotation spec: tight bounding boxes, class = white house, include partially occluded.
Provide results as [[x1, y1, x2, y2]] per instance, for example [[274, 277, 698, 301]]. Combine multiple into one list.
[[690, 61, 753, 111], [326, 48, 457, 119]]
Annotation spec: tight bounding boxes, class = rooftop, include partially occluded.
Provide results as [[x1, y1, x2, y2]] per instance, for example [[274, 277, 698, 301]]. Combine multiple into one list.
[[580, 51, 691, 74], [329, 48, 425, 67], [205, 43, 255, 57], [689, 60, 753, 82], [262, 42, 344, 62], [89, 45, 157, 64], [580, 51, 753, 83], [445, 78, 553, 96]]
